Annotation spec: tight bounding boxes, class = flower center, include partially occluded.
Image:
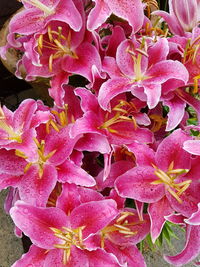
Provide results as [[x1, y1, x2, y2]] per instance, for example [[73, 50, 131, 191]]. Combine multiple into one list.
[[151, 162, 192, 203], [46, 104, 75, 133], [38, 26, 78, 72], [100, 211, 142, 248], [21, 0, 54, 16], [99, 100, 137, 134], [0, 108, 22, 143], [50, 226, 85, 264], [183, 36, 200, 65], [149, 114, 167, 132], [15, 138, 56, 178]]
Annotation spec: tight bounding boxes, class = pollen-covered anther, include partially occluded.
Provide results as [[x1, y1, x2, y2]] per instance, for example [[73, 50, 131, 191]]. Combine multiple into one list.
[[37, 27, 78, 72], [33, 138, 57, 178], [99, 101, 138, 132], [100, 211, 140, 248], [51, 226, 85, 264], [151, 163, 191, 203], [193, 74, 200, 94], [149, 114, 167, 132]]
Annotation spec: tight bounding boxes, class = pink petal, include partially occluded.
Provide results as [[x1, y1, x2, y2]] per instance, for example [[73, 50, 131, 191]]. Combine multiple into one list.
[[148, 197, 173, 243], [75, 133, 111, 154], [185, 203, 200, 225], [183, 140, 200, 156], [152, 10, 185, 36], [57, 159, 96, 187], [0, 149, 26, 175], [62, 42, 101, 82], [115, 166, 165, 203], [45, 126, 80, 166], [19, 164, 57, 207], [106, 0, 144, 33], [155, 129, 191, 171], [148, 38, 169, 66], [164, 225, 200, 266], [87, 248, 121, 267], [10, 201, 69, 249], [106, 26, 126, 57], [13, 99, 37, 131], [126, 142, 155, 167], [69, 111, 103, 138], [70, 199, 118, 238], [164, 96, 186, 131], [49, 72, 69, 107], [50, 0, 83, 32], [12, 245, 47, 267], [166, 181, 200, 219], [8, 9, 45, 36], [96, 160, 134, 191], [98, 78, 131, 111], [146, 60, 189, 85], [105, 241, 147, 267], [143, 83, 161, 109], [87, 0, 111, 30], [44, 247, 89, 267], [74, 87, 99, 113]]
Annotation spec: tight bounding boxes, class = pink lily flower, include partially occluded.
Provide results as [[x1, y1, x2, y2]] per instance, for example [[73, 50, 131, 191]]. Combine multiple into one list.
[[70, 87, 153, 146], [153, 0, 200, 36], [10, 199, 120, 266], [7, 0, 83, 47], [87, 0, 144, 33], [115, 129, 196, 241], [18, 20, 102, 83], [0, 99, 51, 158], [85, 208, 149, 267], [98, 37, 189, 110], [115, 130, 192, 202]]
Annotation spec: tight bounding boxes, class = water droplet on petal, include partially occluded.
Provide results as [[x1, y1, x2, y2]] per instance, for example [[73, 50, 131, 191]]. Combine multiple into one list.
[[66, 10, 71, 17], [25, 189, 30, 194], [23, 208, 29, 214]]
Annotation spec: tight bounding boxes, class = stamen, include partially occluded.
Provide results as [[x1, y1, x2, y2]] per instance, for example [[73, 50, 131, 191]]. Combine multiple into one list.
[[51, 226, 85, 263], [48, 26, 53, 42], [193, 74, 200, 94], [49, 54, 53, 72], [152, 165, 192, 203]]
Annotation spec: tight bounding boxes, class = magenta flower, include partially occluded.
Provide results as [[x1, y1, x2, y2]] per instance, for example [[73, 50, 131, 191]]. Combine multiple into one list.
[[153, 0, 200, 36], [70, 87, 153, 146], [8, 0, 83, 47], [98, 37, 188, 110], [10, 199, 120, 266]]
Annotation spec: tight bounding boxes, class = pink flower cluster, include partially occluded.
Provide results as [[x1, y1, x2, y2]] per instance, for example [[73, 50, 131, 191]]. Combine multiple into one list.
[[0, 0, 200, 266]]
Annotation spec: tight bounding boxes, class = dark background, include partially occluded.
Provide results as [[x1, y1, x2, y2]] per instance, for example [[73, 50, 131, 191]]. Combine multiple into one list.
[[0, 0, 31, 104]]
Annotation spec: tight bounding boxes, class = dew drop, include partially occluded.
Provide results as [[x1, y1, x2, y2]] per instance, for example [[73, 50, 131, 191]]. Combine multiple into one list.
[[25, 189, 30, 194], [39, 190, 44, 195], [23, 208, 29, 214], [66, 10, 71, 17]]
